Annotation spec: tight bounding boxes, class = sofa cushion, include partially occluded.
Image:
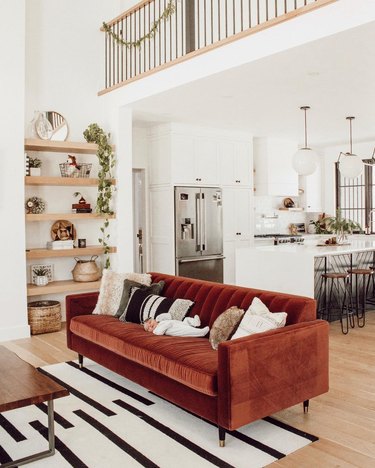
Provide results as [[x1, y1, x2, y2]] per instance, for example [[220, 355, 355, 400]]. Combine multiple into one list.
[[119, 288, 194, 324], [92, 270, 152, 316], [70, 315, 218, 396], [114, 280, 165, 318], [231, 297, 287, 340], [209, 306, 245, 350]]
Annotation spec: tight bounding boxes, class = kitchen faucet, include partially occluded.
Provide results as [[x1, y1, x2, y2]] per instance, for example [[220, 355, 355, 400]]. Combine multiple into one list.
[[365, 209, 375, 234]]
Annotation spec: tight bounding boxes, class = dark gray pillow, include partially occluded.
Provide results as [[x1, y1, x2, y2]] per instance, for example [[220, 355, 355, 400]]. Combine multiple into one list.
[[114, 279, 165, 318]]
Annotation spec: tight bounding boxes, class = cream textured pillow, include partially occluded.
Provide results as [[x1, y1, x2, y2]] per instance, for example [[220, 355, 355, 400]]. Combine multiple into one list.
[[209, 306, 245, 350], [92, 270, 152, 316], [231, 297, 287, 340]]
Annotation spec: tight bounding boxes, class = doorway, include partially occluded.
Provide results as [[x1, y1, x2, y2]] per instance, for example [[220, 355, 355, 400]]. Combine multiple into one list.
[[132, 169, 147, 273]]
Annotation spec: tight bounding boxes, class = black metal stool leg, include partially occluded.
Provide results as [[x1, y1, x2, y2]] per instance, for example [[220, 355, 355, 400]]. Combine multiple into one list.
[[358, 274, 366, 328], [346, 278, 355, 329], [340, 279, 349, 335]]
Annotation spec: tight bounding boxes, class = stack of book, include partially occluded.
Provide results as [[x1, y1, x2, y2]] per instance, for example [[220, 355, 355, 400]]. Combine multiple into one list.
[[72, 202, 92, 214], [47, 240, 74, 250]]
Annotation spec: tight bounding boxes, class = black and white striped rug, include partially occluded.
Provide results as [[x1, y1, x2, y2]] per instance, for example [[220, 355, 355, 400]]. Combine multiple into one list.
[[0, 360, 318, 467]]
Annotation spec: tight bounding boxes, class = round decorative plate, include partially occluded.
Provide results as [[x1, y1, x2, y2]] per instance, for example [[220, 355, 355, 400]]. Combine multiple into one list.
[[51, 220, 76, 241]]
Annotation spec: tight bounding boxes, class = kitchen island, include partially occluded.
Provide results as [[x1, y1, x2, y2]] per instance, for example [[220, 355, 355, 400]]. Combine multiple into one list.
[[236, 237, 375, 298]]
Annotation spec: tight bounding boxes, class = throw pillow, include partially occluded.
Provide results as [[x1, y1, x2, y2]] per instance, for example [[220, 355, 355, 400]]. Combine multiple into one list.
[[119, 287, 194, 324], [114, 280, 165, 318], [231, 297, 287, 340], [92, 270, 152, 316], [209, 306, 245, 350]]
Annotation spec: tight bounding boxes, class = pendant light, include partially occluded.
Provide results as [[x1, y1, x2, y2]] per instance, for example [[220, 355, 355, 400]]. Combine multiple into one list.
[[337, 117, 363, 179], [292, 106, 318, 176]]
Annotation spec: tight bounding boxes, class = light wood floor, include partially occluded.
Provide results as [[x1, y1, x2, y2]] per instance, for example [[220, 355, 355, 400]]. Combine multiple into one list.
[[3, 316, 375, 467]]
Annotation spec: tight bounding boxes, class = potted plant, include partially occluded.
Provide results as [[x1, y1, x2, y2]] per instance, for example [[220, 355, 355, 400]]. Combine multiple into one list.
[[33, 266, 49, 286], [321, 210, 362, 244], [29, 157, 42, 176]]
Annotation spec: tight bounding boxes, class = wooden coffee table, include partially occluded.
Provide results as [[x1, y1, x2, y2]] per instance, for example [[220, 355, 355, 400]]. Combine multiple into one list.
[[0, 346, 69, 467]]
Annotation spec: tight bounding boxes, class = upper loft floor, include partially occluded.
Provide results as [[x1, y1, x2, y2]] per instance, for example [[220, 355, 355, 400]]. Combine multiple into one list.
[[100, 0, 337, 96]]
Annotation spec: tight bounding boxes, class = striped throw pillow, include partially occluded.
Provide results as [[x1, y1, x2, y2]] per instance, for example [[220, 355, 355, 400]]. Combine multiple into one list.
[[119, 287, 194, 324]]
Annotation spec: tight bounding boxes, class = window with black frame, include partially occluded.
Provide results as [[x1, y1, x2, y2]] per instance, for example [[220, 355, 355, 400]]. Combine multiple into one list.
[[335, 162, 374, 232]]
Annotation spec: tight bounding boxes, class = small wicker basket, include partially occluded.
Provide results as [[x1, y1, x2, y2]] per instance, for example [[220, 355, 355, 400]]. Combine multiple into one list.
[[59, 163, 92, 178], [27, 300, 61, 335]]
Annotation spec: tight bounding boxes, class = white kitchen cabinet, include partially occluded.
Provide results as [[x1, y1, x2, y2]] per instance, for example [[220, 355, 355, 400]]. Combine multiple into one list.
[[222, 188, 253, 284], [253, 137, 298, 196], [299, 161, 322, 212], [219, 140, 252, 186], [172, 136, 219, 184]]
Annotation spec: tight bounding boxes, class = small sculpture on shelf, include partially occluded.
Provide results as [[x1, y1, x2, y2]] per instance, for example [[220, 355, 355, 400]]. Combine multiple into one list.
[[72, 192, 92, 213]]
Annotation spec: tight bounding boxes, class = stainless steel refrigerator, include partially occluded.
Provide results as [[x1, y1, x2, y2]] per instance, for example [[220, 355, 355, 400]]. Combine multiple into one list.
[[175, 186, 224, 283]]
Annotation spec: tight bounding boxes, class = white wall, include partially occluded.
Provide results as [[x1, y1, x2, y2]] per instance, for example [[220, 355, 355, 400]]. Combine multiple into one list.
[[25, 0, 120, 137], [0, 0, 29, 341]]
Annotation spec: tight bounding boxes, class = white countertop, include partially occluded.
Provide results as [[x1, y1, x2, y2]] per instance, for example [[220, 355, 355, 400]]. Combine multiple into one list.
[[252, 236, 375, 257]]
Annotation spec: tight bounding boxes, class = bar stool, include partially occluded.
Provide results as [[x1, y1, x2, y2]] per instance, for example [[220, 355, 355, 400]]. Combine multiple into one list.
[[347, 268, 374, 328], [318, 272, 354, 334]]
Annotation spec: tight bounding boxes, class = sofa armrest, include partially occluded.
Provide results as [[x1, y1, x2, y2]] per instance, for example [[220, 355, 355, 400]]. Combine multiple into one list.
[[65, 292, 99, 348], [217, 320, 329, 431]]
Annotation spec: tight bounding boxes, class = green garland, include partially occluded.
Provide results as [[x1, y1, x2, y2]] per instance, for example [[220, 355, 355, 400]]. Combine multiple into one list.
[[83, 123, 115, 269], [102, 0, 176, 49]]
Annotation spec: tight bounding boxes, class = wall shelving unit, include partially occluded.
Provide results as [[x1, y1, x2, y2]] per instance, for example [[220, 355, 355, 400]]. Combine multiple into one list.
[[25, 138, 116, 297]]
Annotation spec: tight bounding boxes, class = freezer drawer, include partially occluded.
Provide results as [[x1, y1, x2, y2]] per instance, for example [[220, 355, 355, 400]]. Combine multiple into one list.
[[176, 256, 224, 283]]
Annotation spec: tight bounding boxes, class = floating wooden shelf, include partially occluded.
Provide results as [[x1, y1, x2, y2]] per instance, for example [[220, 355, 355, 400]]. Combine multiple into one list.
[[25, 139, 115, 154], [26, 213, 116, 221], [27, 279, 101, 297], [26, 245, 117, 259], [25, 176, 116, 187]]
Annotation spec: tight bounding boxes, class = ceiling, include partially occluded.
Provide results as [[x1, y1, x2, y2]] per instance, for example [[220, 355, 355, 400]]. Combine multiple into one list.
[[132, 20, 375, 148]]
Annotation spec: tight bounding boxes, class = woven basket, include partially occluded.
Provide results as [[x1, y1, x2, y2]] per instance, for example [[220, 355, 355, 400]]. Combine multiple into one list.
[[27, 300, 61, 335], [72, 256, 101, 282]]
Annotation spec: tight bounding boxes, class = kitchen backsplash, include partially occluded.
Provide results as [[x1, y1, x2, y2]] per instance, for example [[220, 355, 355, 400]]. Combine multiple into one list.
[[254, 196, 308, 234]]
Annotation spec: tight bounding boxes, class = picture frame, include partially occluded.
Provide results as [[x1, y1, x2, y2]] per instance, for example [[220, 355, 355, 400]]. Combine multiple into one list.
[[30, 263, 54, 284]]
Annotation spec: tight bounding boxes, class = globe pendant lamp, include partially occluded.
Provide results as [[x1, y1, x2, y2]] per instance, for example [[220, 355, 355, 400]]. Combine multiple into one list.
[[337, 117, 363, 179], [292, 106, 318, 176]]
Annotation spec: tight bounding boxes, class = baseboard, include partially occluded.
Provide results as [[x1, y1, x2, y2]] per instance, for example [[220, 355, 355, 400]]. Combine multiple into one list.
[[0, 324, 30, 342]]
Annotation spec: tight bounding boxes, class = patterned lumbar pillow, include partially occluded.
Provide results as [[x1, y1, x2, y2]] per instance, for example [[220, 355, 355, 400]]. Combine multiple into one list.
[[231, 297, 287, 340], [114, 279, 165, 318], [209, 306, 245, 350], [119, 287, 194, 324], [92, 270, 152, 316]]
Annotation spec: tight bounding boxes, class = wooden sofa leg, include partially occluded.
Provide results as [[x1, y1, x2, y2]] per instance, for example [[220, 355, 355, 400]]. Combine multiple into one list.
[[303, 399, 309, 413], [78, 354, 84, 369], [218, 426, 226, 447]]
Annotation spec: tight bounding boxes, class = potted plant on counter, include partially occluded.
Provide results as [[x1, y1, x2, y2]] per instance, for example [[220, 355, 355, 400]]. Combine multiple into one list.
[[321, 210, 362, 244]]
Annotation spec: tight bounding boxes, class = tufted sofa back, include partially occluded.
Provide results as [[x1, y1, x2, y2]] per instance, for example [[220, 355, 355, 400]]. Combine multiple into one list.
[[150, 273, 316, 328]]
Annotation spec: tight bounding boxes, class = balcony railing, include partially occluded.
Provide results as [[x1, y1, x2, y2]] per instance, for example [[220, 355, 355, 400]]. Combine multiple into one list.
[[100, 0, 336, 95]]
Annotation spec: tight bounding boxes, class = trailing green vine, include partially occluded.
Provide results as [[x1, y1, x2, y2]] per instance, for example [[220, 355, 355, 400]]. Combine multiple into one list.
[[83, 123, 115, 269], [102, 0, 176, 49]]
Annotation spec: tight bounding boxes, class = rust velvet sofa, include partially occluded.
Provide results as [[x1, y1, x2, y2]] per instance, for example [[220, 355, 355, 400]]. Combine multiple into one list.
[[66, 273, 329, 445]]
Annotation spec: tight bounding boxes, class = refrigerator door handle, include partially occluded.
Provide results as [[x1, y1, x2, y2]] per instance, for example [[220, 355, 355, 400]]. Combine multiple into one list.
[[179, 256, 225, 264], [195, 193, 201, 251], [201, 193, 206, 251]]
